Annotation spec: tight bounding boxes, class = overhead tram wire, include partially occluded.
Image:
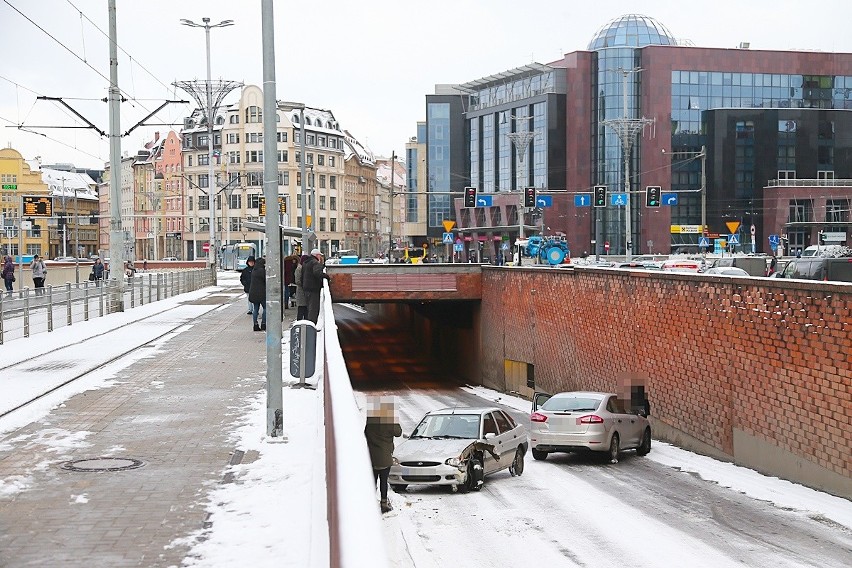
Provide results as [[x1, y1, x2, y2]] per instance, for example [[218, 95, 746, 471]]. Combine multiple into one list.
[[0, 114, 106, 162], [2, 0, 182, 136]]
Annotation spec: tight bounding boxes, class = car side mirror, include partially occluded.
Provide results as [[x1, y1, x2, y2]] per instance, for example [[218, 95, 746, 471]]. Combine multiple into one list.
[[484, 432, 496, 440], [402, 433, 410, 439]]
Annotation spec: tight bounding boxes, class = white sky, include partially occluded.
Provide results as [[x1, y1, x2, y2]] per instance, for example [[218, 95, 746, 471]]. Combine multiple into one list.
[[2, 0, 851, 171]]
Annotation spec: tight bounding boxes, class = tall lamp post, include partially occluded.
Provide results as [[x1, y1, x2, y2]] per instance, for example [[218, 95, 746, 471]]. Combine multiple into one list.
[[506, 114, 538, 266], [602, 67, 653, 261], [178, 16, 235, 271]]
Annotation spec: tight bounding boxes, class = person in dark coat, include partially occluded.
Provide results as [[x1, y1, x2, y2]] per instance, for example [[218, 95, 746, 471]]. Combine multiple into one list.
[[2, 255, 15, 296], [364, 397, 402, 513], [240, 256, 256, 314], [301, 248, 330, 324], [282, 254, 299, 310], [293, 255, 310, 321], [248, 257, 266, 331], [91, 258, 105, 285]]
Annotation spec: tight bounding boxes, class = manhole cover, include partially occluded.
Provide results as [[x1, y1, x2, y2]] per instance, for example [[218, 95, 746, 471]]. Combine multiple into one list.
[[61, 457, 145, 472]]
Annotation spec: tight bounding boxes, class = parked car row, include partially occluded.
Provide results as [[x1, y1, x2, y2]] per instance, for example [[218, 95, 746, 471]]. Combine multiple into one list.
[[388, 390, 651, 494]]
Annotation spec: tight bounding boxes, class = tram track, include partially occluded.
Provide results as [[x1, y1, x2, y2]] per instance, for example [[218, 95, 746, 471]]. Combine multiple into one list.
[[0, 290, 242, 421]]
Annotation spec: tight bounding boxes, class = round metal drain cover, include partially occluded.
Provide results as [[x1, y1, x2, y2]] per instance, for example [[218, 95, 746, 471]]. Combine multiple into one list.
[[61, 457, 145, 472]]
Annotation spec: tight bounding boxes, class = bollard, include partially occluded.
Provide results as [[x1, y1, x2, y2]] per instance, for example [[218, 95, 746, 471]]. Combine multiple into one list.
[[23, 287, 30, 337], [130, 275, 136, 308], [84, 281, 90, 321], [66, 282, 72, 326], [46, 285, 54, 332], [148, 273, 153, 304], [98, 279, 104, 317]]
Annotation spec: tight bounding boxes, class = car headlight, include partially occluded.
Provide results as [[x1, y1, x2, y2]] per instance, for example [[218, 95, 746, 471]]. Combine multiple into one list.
[[391, 456, 399, 466], [444, 457, 462, 468]]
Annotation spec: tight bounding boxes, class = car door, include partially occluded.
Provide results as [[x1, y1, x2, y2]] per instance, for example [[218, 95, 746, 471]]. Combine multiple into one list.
[[493, 410, 520, 469], [532, 392, 552, 413], [608, 396, 641, 448], [481, 412, 503, 473]]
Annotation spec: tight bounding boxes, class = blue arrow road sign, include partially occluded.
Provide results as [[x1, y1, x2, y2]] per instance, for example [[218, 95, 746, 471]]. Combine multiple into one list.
[[698, 236, 710, 247], [442, 232, 454, 244], [610, 193, 628, 206], [662, 193, 678, 206], [536, 195, 552, 207], [476, 195, 492, 207], [728, 234, 740, 245], [574, 194, 592, 207], [768, 234, 780, 246]]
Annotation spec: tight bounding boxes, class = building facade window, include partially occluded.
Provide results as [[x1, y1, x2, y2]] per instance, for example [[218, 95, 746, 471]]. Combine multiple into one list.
[[246, 106, 262, 123]]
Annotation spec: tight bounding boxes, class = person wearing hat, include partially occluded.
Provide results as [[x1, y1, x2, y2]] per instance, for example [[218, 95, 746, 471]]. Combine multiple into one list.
[[30, 254, 47, 296], [240, 256, 256, 315], [301, 248, 330, 323]]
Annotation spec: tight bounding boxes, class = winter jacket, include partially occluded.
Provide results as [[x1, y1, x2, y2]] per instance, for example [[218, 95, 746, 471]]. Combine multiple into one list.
[[30, 259, 47, 279], [293, 263, 306, 307], [240, 263, 254, 293], [283, 255, 298, 286], [248, 258, 266, 304], [1, 259, 14, 281], [301, 256, 326, 292], [92, 261, 105, 279], [364, 419, 402, 470]]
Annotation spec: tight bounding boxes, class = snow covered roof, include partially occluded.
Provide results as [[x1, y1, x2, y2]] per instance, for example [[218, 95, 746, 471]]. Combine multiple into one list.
[[343, 130, 374, 165], [278, 103, 342, 134], [40, 168, 98, 201]]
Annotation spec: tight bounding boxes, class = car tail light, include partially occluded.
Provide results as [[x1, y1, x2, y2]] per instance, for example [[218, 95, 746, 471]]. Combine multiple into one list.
[[530, 412, 548, 423], [577, 415, 604, 425]]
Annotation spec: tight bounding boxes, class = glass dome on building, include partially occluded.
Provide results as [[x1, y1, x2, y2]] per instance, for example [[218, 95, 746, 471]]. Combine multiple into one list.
[[587, 14, 677, 50]]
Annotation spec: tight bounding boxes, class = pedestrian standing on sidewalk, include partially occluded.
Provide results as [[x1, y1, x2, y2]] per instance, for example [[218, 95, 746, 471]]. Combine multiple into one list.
[[2, 255, 15, 296], [248, 257, 266, 331], [364, 396, 402, 514], [30, 254, 47, 296], [293, 254, 309, 321], [240, 255, 256, 315], [91, 257, 105, 285], [302, 248, 330, 324]]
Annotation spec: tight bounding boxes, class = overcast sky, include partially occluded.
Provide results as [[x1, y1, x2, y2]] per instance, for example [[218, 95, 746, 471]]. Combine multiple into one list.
[[2, 0, 851, 171]]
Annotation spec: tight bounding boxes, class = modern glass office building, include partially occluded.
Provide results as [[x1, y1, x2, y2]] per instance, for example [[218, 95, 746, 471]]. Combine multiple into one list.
[[420, 14, 852, 255]]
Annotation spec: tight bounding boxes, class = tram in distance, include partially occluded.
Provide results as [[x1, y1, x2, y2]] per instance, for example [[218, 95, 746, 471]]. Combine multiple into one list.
[[222, 242, 257, 271]]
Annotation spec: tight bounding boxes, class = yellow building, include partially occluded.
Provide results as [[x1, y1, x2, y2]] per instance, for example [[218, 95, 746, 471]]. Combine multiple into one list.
[[0, 148, 51, 259]]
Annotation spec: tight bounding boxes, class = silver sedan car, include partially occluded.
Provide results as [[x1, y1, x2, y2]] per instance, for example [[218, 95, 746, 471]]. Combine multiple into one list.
[[529, 391, 651, 463], [389, 407, 528, 493]]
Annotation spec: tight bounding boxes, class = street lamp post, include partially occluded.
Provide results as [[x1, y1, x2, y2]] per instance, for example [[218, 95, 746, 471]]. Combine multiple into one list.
[[180, 16, 234, 270], [506, 114, 538, 266]]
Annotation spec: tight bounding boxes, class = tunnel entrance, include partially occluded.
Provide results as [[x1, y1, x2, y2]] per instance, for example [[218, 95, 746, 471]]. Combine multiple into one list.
[[333, 301, 480, 391]]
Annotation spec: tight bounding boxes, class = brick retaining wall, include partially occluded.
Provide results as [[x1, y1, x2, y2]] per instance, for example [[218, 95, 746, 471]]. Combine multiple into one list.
[[480, 267, 851, 497]]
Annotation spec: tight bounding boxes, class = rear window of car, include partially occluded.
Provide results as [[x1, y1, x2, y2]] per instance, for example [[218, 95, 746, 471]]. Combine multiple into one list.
[[541, 395, 602, 412]]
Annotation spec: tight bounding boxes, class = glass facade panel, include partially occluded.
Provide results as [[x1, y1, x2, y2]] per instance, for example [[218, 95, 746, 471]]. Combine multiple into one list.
[[427, 103, 451, 228], [406, 147, 418, 223]]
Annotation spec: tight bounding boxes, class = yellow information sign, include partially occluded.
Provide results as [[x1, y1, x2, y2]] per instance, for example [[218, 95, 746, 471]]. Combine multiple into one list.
[[725, 221, 741, 234], [442, 220, 456, 232]]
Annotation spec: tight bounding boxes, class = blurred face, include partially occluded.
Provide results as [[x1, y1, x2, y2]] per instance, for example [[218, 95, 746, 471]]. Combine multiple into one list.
[[367, 396, 397, 423]]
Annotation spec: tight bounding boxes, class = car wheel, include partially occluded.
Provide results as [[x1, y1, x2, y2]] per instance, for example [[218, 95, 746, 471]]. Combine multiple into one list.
[[509, 447, 525, 476], [636, 429, 652, 456], [531, 448, 548, 461], [390, 484, 408, 492], [607, 433, 620, 464]]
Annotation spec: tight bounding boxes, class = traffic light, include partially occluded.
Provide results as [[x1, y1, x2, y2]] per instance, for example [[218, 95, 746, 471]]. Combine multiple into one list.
[[524, 187, 537, 208], [819, 231, 826, 245], [594, 185, 607, 208], [645, 186, 661, 207], [464, 186, 477, 208]]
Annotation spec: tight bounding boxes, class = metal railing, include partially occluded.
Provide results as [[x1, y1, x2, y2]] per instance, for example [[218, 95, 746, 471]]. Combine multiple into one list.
[[0, 268, 214, 344]]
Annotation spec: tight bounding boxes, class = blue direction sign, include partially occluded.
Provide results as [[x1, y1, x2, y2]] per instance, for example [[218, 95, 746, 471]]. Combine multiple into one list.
[[728, 234, 740, 245], [453, 243, 463, 252], [476, 195, 492, 207], [536, 195, 553, 207], [768, 234, 780, 246], [574, 193, 592, 207], [442, 232, 454, 244], [698, 236, 710, 247], [662, 193, 679, 206], [610, 193, 628, 206]]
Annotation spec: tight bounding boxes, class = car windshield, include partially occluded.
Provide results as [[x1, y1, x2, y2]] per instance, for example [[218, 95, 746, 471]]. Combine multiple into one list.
[[541, 395, 602, 412], [410, 413, 481, 439]]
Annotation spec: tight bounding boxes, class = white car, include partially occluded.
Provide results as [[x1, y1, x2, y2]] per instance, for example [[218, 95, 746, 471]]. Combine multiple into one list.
[[389, 407, 528, 493], [703, 266, 750, 276], [530, 391, 651, 463]]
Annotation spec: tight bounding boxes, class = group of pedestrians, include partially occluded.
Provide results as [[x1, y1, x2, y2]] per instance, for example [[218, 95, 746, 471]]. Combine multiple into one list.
[[240, 248, 331, 331], [1, 254, 48, 296]]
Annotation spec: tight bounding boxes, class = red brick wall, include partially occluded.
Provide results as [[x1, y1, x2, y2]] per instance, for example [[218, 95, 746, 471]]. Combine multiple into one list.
[[480, 267, 851, 483]]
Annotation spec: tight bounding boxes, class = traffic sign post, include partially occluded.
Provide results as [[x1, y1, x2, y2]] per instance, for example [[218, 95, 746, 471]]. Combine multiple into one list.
[[662, 193, 678, 206], [610, 193, 627, 206], [476, 195, 492, 207], [574, 194, 592, 207], [536, 195, 552, 208], [202, 242, 211, 252]]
